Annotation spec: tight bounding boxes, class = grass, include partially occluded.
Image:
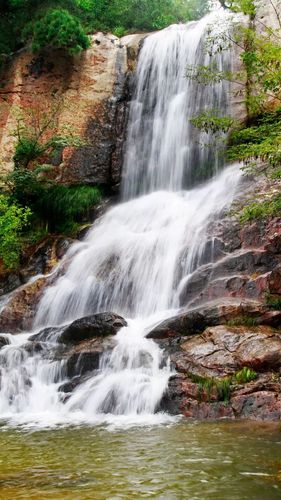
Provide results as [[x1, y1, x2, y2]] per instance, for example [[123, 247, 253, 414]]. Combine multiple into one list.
[[226, 316, 258, 327], [234, 367, 258, 384], [266, 295, 281, 311], [189, 373, 232, 403], [188, 366, 259, 403]]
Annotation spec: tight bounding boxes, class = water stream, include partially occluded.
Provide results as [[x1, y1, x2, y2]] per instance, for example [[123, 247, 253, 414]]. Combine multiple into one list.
[[0, 12, 243, 427]]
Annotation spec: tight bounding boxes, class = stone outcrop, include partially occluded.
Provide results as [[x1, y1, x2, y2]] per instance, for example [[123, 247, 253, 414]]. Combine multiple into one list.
[[0, 235, 75, 333], [160, 325, 281, 421], [147, 299, 281, 340], [0, 32, 146, 187], [0, 277, 47, 333], [24, 312, 125, 393], [178, 177, 281, 309]]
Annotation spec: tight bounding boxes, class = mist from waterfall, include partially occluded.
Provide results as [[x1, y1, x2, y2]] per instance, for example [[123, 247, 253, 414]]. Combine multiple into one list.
[[0, 11, 242, 427]]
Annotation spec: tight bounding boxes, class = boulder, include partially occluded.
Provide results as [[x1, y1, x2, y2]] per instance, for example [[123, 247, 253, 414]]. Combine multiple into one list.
[[32, 312, 127, 345], [59, 312, 127, 345], [175, 325, 281, 378], [147, 299, 273, 339]]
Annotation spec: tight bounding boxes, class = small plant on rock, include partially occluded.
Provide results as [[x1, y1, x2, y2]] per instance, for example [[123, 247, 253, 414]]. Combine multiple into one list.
[[235, 367, 258, 384]]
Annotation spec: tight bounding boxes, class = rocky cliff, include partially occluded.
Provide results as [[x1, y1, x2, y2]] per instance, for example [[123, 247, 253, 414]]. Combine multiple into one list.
[[0, 32, 146, 188]]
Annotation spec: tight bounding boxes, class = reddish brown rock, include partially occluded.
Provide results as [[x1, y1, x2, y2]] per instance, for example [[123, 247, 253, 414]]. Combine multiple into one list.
[[0, 277, 47, 333], [147, 299, 279, 340], [177, 325, 281, 378]]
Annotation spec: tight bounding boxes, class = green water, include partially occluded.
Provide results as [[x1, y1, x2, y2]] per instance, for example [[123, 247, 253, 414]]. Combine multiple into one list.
[[0, 421, 280, 499]]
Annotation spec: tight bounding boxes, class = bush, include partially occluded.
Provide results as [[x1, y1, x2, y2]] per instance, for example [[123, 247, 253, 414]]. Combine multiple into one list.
[[14, 137, 45, 169], [31, 8, 90, 55], [240, 194, 281, 224], [0, 194, 32, 269]]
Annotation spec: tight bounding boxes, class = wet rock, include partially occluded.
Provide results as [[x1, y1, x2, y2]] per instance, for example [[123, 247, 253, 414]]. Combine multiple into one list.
[[29, 327, 63, 343], [147, 299, 270, 339], [0, 277, 47, 333], [0, 336, 10, 349], [0, 270, 22, 296], [59, 312, 127, 345], [182, 400, 235, 419], [23, 341, 44, 354], [59, 336, 116, 392], [65, 351, 100, 378]]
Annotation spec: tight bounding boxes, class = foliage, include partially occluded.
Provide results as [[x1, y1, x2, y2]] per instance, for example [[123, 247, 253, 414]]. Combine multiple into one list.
[[0, 0, 210, 59], [31, 8, 90, 55], [239, 194, 281, 224], [191, 110, 234, 134], [36, 185, 101, 231], [0, 194, 32, 269], [234, 367, 257, 384], [227, 108, 281, 173], [0, 98, 102, 267], [188, 0, 281, 117]]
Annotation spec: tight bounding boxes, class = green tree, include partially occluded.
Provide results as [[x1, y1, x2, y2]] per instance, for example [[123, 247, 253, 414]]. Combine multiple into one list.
[[31, 8, 90, 55]]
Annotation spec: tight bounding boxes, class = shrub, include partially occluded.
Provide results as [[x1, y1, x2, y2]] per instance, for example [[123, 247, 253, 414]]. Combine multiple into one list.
[[240, 194, 281, 224], [113, 27, 126, 38], [0, 195, 32, 269], [31, 8, 90, 55], [14, 137, 45, 169]]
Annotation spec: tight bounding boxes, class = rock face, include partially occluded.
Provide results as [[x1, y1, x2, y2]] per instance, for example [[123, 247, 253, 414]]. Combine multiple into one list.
[[0, 277, 47, 333], [0, 235, 76, 333], [178, 178, 281, 309], [159, 325, 281, 421], [0, 32, 146, 187]]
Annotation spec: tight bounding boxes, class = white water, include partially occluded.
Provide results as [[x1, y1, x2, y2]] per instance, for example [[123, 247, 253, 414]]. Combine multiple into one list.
[[0, 13, 242, 428]]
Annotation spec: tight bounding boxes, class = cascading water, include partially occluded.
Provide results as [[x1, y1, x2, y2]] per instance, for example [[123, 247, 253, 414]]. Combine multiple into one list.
[[0, 11, 242, 427]]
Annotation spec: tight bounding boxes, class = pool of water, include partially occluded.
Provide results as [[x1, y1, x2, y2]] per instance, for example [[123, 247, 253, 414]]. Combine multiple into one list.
[[0, 420, 280, 499]]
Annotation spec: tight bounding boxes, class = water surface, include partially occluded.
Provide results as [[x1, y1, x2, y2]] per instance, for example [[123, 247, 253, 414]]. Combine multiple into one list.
[[0, 421, 280, 499]]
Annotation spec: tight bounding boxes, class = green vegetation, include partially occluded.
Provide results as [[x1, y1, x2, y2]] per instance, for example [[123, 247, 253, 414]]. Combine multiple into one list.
[[190, 111, 234, 135], [234, 367, 257, 384], [239, 194, 281, 223], [0, 102, 101, 269], [0, 195, 32, 269], [189, 366, 258, 403], [226, 315, 258, 327], [188, 0, 281, 223], [266, 295, 281, 311], [0, 0, 210, 61], [31, 8, 90, 55], [189, 373, 232, 403]]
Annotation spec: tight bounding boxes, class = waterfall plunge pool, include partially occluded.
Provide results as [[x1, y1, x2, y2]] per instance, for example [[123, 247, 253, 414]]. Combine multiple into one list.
[[0, 421, 280, 499]]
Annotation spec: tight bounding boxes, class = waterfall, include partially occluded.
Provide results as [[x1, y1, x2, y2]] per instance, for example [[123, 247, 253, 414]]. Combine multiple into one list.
[[0, 12, 242, 427], [122, 17, 230, 199]]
